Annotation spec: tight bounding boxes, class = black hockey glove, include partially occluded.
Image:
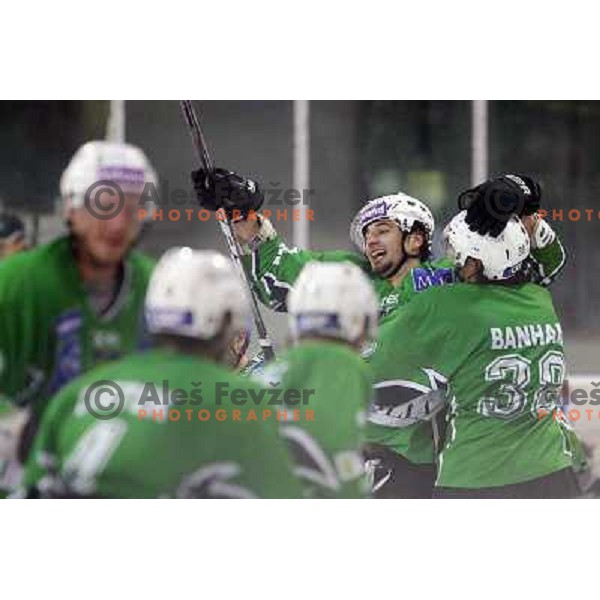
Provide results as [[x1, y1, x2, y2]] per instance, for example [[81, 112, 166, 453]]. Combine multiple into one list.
[[458, 174, 541, 237], [191, 167, 264, 217]]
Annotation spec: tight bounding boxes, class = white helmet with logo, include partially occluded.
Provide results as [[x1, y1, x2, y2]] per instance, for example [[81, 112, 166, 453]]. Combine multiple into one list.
[[443, 211, 530, 280], [350, 193, 435, 253], [145, 248, 249, 340], [60, 140, 158, 213], [288, 261, 378, 344]]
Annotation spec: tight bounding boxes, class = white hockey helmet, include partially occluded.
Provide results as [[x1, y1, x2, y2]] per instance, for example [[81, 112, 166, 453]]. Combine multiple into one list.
[[443, 211, 531, 281], [60, 140, 158, 213], [145, 248, 249, 340], [288, 261, 379, 344], [350, 193, 435, 254]]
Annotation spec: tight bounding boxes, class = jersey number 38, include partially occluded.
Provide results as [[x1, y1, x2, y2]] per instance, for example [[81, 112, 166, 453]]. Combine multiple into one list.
[[478, 350, 564, 420]]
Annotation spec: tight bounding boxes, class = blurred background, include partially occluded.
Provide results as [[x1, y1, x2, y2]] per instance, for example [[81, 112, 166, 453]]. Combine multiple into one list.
[[1, 100, 598, 381]]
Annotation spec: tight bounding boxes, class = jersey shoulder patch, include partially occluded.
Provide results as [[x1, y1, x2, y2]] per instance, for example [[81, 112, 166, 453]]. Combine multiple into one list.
[[411, 266, 454, 293]]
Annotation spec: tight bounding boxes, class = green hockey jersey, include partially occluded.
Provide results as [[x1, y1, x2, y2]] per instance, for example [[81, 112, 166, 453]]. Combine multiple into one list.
[[370, 282, 575, 488], [23, 348, 302, 498], [242, 230, 567, 466], [0, 236, 154, 417], [256, 341, 373, 498], [243, 235, 455, 318]]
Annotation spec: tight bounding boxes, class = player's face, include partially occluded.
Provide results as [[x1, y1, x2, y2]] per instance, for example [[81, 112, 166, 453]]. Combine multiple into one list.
[[70, 193, 142, 266], [364, 220, 404, 276]]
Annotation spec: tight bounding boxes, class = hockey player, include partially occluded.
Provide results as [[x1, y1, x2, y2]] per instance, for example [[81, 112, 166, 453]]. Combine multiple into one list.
[[191, 168, 568, 497], [370, 211, 580, 498], [0, 213, 27, 259], [257, 261, 378, 498], [0, 141, 157, 464], [21, 249, 302, 498], [192, 169, 450, 496]]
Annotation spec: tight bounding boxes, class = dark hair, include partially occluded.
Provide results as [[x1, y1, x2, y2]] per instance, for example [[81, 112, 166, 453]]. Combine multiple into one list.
[[409, 222, 432, 262]]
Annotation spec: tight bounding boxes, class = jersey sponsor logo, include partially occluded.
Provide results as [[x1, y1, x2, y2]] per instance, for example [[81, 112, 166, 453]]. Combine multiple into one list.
[[92, 329, 125, 363], [359, 200, 388, 228], [97, 166, 145, 186], [379, 293, 399, 317], [146, 307, 194, 331], [490, 322, 563, 350], [412, 267, 454, 293], [91, 330, 122, 361], [47, 309, 84, 396]]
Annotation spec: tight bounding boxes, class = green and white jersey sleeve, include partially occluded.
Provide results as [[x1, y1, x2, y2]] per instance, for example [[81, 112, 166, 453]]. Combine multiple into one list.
[[243, 233, 457, 320], [529, 224, 567, 287], [243, 235, 368, 312]]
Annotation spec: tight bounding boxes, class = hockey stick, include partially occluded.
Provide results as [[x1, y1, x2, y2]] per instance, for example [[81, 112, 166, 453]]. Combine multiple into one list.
[[179, 100, 275, 361]]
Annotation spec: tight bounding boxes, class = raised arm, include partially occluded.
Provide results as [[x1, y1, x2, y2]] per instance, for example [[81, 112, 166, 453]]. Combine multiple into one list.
[[234, 216, 367, 312], [522, 214, 567, 287], [190, 165, 367, 312]]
